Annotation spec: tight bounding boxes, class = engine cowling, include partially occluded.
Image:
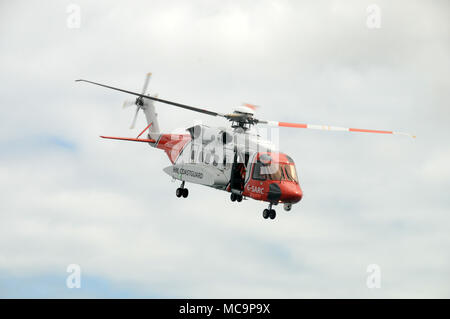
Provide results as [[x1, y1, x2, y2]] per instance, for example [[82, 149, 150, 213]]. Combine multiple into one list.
[[187, 125, 216, 144], [187, 125, 233, 145]]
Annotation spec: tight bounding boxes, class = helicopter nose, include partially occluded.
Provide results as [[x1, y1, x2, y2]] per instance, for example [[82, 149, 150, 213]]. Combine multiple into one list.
[[281, 183, 303, 203]]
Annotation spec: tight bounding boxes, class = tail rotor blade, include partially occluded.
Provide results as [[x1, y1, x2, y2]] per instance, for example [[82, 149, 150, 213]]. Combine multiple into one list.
[[123, 99, 136, 108], [130, 107, 140, 129], [141, 72, 152, 95]]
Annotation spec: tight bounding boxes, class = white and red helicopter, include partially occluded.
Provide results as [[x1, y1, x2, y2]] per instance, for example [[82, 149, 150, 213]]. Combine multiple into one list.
[[77, 73, 415, 220]]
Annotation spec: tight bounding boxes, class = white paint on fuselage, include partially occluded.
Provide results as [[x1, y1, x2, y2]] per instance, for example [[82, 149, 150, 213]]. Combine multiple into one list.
[[163, 126, 278, 189]]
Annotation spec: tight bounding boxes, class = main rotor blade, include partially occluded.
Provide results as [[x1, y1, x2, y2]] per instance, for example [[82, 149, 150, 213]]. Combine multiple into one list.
[[261, 120, 416, 138], [76, 79, 223, 117]]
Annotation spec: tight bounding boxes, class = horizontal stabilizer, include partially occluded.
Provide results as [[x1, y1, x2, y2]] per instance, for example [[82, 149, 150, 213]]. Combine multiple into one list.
[[100, 136, 156, 143]]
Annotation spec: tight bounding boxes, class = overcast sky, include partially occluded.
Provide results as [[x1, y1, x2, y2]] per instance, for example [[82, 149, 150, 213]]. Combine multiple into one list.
[[0, 0, 449, 298]]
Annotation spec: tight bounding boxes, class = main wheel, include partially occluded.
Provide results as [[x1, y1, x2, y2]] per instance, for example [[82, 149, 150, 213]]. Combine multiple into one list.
[[230, 193, 237, 202], [182, 188, 189, 198], [263, 209, 270, 219], [269, 209, 276, 220], [176, 188, 182, 198], [236, 195, 242, 202]]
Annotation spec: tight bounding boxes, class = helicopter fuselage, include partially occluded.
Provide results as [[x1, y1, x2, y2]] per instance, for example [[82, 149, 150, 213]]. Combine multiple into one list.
[[154, 124, 303, 205]]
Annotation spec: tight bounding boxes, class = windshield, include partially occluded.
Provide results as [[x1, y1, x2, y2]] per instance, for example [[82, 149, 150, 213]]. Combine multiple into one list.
[[252, 162, 299, 183], [252, 162, 285, 181], [284, 164, 298, 183]]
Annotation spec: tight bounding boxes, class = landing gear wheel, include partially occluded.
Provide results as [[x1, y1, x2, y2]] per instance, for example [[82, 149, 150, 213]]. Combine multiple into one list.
[[230, 193, 237, 202], [263, 209, 270, 219], [182, 188, 189, 198], [236, 195, 242, 202], [269, 209, 276, 220], [176, 188, 182, 198]]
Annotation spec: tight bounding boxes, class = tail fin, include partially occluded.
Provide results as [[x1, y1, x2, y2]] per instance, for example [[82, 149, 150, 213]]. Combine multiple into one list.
[[141, 96, 160, 140], [127, 72, 160, 140]]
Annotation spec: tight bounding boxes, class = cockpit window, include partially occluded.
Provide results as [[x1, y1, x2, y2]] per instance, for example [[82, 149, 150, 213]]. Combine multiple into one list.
[[284, 164, 299, 183], [252, 162, 286, 181]]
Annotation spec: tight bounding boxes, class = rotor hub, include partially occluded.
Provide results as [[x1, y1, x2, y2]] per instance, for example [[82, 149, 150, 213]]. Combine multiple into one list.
[[136, 97, 144, 107], [224, 111, 259, 131]]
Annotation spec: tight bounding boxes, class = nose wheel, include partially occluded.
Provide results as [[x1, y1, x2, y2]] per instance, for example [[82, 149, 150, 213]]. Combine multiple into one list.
[[176, 181, 189, 198], [263, 203, 276, 220]]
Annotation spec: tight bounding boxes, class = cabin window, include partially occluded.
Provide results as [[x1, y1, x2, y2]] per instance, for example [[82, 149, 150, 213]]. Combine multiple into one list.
[[252, 162, 266, 180]]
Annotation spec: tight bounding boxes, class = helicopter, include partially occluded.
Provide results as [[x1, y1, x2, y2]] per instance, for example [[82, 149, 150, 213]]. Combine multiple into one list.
[[76, 73, 415, 220]]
